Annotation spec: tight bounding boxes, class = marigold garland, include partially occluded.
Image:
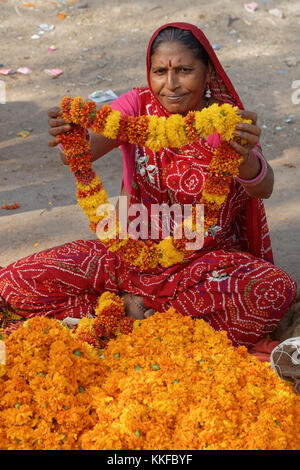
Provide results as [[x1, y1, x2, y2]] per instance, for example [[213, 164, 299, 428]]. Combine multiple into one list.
[[0, 299, 300, 450], [59, 97, 250, 269]]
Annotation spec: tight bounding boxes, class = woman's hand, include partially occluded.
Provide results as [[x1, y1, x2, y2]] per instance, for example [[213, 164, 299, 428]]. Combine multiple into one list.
[[229, 110, 261, 160], [230, 110, 274, 199], [47, 106, 72, 148]]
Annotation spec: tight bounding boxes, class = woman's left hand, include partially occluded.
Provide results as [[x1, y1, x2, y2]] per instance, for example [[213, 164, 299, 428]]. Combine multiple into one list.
[[229, 110, 261, 160]]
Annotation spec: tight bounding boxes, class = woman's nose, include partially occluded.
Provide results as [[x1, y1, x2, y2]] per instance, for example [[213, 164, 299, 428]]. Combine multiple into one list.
[[166, 71, 179, 90]]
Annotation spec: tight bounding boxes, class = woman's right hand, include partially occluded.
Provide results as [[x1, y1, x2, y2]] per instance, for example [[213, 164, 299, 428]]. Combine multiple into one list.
[[47, 106, 72, 147]]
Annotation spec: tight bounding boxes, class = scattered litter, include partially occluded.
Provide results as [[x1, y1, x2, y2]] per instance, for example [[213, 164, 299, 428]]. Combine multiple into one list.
[[269, 8, 284, 19], [17, 67, 32, 74], [31, 34, 40, 40], [284, 57, 299, 67], [0, 68, 12, 75], [227, 16, 239, 28], [283, 163, 296, 168], [88, 89, 118, 103], [48, 45, 57, 52], [58, 13, 66, 19], [34, 243, 39, 247], [237, 38, 242, 43], [38, 24, 55, 32], [62, 317, 80, 328], [279, 70, 285, 75], [212, 44, 221, 50], [82, 48, 88, 52], [285, 117, 293, 124], [77, 1, 88, 10], [7, 131, 13, 136], [23, 2, 35, 6], [17, 130, 31, 138], [244, 2, 258, 12], [44, 68, 63, 78], [1, 203, 20, 210], [275, 126, 282, 131], [121, 38, 127, 42]]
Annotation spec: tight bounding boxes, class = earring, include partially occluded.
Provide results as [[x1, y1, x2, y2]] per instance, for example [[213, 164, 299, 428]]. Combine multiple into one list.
[[205, 86, 211, 98]]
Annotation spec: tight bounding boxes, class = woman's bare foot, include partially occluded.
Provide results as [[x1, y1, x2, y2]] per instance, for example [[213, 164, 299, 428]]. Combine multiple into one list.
[[121, 293, 155, 320]]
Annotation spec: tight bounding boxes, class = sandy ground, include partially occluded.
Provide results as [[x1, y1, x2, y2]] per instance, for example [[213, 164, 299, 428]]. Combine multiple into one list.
[[0, 0, 300, 289]]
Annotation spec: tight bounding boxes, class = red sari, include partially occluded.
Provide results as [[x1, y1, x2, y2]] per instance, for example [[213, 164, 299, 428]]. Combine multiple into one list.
[[0, 23, 297, 347]]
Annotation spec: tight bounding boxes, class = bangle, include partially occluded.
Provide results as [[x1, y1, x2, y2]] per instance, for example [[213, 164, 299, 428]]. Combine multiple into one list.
[[236, 150, 267, 186]]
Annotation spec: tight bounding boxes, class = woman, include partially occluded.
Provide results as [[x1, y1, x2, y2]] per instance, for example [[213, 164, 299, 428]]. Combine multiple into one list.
[[0, 23, 297, 348]]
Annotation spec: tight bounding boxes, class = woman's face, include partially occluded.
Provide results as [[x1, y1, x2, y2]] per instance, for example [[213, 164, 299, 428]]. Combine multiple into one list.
[[149, 40, 209, 115]]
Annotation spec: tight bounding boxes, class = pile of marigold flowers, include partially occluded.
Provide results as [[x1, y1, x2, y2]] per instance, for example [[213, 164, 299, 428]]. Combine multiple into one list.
[[0, 298, 300, 450]]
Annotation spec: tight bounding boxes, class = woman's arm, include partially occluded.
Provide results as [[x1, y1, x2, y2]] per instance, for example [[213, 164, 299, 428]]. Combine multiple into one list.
[[236, 146, 274, 199], [230, 110, 274, 199]]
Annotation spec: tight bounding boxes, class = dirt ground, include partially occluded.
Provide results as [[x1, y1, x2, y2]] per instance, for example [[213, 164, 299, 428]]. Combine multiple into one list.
[[0, 0, 300, 288]]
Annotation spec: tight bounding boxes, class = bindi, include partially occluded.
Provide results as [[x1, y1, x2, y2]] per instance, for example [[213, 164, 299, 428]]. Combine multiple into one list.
[[168, 59, 172, 67]]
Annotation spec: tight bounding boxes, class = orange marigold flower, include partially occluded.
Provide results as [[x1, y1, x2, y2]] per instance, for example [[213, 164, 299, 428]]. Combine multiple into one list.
[[184, 112, 199, 142], [91, 105, 112, 134]]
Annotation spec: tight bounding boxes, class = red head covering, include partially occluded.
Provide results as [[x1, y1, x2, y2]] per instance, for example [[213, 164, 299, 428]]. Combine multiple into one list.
[[145, 22, 244, 115]]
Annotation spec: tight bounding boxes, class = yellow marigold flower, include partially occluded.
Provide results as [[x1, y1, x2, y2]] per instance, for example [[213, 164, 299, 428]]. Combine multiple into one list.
[[77, 176, 102, 192], [101, 110, 122, 140], [95, 292, 123, 316], [157, 237, 185, 267], [165, 114, 188, 148], [145, 116, 165, 151], [78, 188, 108, 211], [156, 116, 170, 148], [202, 190, 227, 206], [75, 317, 94, 335]]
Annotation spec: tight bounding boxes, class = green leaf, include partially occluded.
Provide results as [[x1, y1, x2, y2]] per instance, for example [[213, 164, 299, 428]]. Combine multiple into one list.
[[151, 363, 160, 371], [135, 430, 141, 438], [73, 349, 82, 357], [37, 372, 45, 377], [198, 359, 205, 365], [173, 380, 180, 384], [15, 402, 21, 409], [114, 352, 120, 358], [135, 365, 141, 372], [78, 385, 84, 393]]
